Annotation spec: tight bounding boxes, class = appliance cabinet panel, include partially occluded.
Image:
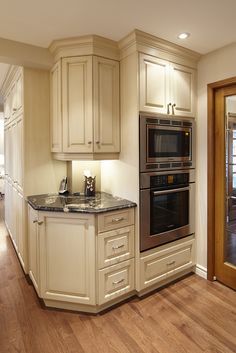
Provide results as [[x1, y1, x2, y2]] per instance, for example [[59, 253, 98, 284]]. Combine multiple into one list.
[[93, 57, 120, 153], [40, 214, 96, 305], [139, 53, 170, 114], [97, 225, 134, 269], [50, 61, 62, 152], [140, 238, 195, 290], [98, 258, 134, 305], [62, 56, 93, 153]]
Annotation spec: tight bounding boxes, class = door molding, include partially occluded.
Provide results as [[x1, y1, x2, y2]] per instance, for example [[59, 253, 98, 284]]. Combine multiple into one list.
[[207, 76, 236, 280]]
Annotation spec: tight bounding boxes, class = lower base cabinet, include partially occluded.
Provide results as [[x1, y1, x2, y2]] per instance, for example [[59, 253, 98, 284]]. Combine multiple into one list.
[[28, 206, 135, 312]]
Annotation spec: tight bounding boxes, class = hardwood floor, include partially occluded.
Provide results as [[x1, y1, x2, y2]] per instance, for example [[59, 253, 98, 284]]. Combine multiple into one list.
[[1, 206, 236, 353]]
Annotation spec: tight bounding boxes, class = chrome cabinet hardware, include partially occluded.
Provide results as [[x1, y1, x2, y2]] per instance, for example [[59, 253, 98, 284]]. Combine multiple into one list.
[[112, 278, 124, 285], [167, 260, 176, 266], [112, 217, 124, 223], [167, 102, 172, 114], [172, 103, 176, 115], [112, 244, 125, 250]]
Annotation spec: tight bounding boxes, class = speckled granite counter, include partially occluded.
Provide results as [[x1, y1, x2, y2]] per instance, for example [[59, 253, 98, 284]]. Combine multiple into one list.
[[27, 192, 136, 214]]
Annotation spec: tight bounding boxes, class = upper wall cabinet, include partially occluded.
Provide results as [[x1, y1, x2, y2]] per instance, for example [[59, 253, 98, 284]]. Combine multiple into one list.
[[50, 55, 120, 160], [139, 53, 196, 117]]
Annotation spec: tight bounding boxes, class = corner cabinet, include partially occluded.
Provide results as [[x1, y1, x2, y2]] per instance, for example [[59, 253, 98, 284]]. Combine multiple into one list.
[[139, 53, 196, 117], [50, 55, 120, 160]]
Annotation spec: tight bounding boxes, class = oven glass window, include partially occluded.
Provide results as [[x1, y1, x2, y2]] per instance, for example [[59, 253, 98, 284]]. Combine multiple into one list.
[[148, 128, 190, 158], [150, 190, 189, 235]]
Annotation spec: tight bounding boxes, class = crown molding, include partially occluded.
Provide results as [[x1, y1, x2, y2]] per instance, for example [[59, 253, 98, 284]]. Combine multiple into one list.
[[49, 35, 119, 62], [119, 29, 201, 68]]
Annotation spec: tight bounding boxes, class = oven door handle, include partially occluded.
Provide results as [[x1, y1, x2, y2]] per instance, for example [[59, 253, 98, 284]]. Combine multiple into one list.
[[152, 186, 190, 195]]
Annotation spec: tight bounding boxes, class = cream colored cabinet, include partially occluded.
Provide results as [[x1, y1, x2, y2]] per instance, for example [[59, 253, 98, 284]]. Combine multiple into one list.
[[39, 213, 96, 306], [50, 55, 120, 159], [27, 206, 135, 312], [139, 237, 195, 292], [28, 206, 40, 295], [139, 53, 196, 117]]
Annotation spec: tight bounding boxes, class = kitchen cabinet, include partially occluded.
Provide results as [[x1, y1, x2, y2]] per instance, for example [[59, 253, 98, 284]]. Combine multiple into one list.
[[139, 236, 195, 292], [3, 66, 66, 274], [50, 55, 120, 160], [139, 53, 196, 117], [27, 205, 135, 312]]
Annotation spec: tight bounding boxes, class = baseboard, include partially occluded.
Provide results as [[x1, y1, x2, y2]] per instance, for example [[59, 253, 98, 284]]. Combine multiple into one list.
[[195, 264, 207, 279]]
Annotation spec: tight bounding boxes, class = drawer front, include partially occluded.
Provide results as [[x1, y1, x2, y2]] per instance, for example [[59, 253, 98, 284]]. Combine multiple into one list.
[[98, 226, 134, 269], [98, 208, 134, 233], [98, 259, 134, 305], [140, 239, 194, 290]]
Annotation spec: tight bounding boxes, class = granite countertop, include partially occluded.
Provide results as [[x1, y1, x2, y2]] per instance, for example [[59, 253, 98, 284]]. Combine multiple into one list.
[[27, 192, 137, 214]]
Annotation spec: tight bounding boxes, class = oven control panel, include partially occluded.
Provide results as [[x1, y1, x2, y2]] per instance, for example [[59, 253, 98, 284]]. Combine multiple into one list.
[[150, 173, 189, 188]]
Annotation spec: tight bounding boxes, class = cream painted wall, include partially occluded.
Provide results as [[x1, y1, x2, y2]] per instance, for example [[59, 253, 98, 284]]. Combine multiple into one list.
[[197, 42, 236, 271]]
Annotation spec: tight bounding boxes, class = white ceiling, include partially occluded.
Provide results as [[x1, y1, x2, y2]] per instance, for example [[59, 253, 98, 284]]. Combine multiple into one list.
[[0, 0, 235, 54]]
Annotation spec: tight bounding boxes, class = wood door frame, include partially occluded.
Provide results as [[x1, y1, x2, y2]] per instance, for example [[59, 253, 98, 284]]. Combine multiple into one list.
[[207, 76, 236, 280]]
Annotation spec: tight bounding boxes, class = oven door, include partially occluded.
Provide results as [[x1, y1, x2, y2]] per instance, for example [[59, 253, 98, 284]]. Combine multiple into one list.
[[140, 184, 195, 251], [147, 125, 192, 163]]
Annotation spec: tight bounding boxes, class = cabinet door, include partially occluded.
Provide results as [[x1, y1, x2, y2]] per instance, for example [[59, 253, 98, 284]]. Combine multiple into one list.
[[28, 206, 40, 295], [17, 192, 27, 272], [170, 63, 196, 117], [11, 122, 17, 185], [16, 117, 23, 191], [93, 57, 120, 153], [50, 61, 62, 152], [11, 186, 18, 250], [40, 214, 96, 305], [62, 56, 93, 153], [15, 70, 23, 114], [139, 53, 170, 114]]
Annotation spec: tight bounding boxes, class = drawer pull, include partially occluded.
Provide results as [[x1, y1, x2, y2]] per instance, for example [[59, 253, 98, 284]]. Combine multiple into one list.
[[167, 260, 176, 266], [112, 244, 125, 250], [112, 278, 125, 285], [37, 221, 44, 225], [33, 220, 38, 223], [112, 217, 124, 223]]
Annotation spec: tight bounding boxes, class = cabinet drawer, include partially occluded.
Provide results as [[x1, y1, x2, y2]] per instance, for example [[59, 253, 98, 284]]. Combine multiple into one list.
[[140, 239, 194, 290], [98, 226, 134, 269], [98, 208, 134, 233], [98, 259, 134, 305]]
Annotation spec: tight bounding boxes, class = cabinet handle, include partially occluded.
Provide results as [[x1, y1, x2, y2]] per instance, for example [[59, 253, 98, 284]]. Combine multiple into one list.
[[167, 260, 176, 266], [95, 141, 100, 144], [37, 221, 44, 225], [172, 103, 176, 115], [13, 108, 17, 112], [167, 103, 172, 114], [112, 278, 125, 285], [112, 217, 124, 223], [88, 141, 92, 145], [33, 220, 38, 223], [112, 244, 125, 250]]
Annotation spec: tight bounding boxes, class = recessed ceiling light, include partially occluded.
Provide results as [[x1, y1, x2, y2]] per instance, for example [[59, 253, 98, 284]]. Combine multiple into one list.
[[178, 32, 190, 40]]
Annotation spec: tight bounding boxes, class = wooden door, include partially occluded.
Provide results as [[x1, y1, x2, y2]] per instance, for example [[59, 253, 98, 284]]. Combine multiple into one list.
[[170, 63, 196, 117], [50, 61, 62, 152], [139, 53, 170, 114], [215, 85, 236, 290], [93, 56, 120, 153], [62, 56, 93, 153]]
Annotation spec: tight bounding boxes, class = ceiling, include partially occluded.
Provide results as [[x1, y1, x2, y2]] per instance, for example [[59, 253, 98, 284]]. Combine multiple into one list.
[[0, 0, 235, 55]]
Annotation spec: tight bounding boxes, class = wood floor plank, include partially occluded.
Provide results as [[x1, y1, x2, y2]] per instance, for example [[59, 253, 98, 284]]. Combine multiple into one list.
[[0, 201, 236, 353]]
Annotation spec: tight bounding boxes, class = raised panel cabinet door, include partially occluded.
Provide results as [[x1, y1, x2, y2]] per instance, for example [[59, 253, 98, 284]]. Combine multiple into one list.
[[15, 70, 23, 114], [16, 117, 23, 192], [11, 122, 18, 185], [62, 56, 93, 153], [50, 61, 62, 152], [40, 214, 96, 305], [28, 206, 40, 295], [170, 63, 196, 117], [17, 192, 27, 272], [93, 57, 120, 153], [139, 53, 170, 114]]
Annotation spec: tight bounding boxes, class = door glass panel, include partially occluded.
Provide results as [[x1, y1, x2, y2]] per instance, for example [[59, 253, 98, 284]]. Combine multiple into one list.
[[225, 96, 236, 266]]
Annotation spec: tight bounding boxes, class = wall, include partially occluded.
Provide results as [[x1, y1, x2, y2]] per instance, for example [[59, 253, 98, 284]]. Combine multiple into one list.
[[197, 42, 236, 274]]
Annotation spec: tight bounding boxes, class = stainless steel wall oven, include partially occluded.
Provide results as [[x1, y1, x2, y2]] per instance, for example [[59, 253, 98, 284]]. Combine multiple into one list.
[[140, 169, 195, 252], [140, 113, 195, 172]]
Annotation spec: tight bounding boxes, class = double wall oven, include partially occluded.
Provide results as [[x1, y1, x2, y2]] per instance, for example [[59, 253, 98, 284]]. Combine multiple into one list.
[[139, 113, 195, 252]]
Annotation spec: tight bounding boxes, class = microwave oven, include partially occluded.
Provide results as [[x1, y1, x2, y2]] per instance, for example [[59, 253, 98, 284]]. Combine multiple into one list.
[[139, 113, 195, 172]]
